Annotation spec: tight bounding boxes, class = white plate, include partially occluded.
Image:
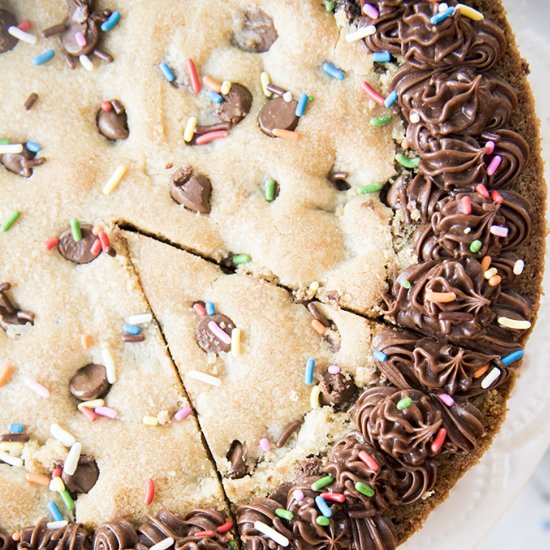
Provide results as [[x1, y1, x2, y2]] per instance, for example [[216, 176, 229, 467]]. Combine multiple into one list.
[[402, 1, 550, 548]]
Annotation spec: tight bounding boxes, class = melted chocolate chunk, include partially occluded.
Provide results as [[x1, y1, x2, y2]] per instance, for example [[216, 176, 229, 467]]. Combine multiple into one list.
[[1, 146, 45, 178], [96, 101, 129, 141], [62, 454, 99, 493], [226, 440, 248, 479], [57, 224, 98, 264], [328, 170, 351, 191], [0, 282, 34, 333], [195, 313, 235, 354], [215, 83, 253, 125], [1, 433, 30, 443], [0, 9, 17, 54], [170, 167, 212, 214], [234, 9, 278, 53], [258, 97, 299, 137], [69, 363, 110, 401], [318, 371, 357, 410]]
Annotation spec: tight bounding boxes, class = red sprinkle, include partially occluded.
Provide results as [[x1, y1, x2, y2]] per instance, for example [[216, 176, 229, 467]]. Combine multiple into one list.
[[52, 467, 62, 479], [360, 81, 385, 107], [46, 237, 59, 250], [460, 196, 472, 215], [192, 303, 207, 317], [217, 520, 233, 534], [101, 101, 112, 112], [90, 239, 102, 256], [98, 229, 110, 251], [491, 190, 503, 204], [195, 130, 228, 145], [358, 450, 380, 472], [321, 492, 346, 504], [194, 531, 216, 538], [17, 20, 31, 32], [144, 478, 155, 505], [431, 428, 447, 454], [475, 183, 490, 199], [186, 58, 201, 94], [80, 406, 97, 422]]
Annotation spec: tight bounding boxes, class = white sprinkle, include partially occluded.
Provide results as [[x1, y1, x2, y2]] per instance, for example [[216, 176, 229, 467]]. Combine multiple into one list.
[[513, 259, 525, 275], [282, 91, 293, 103], [187, 370, 221, 387], [102, 348, 117, 384], [149, 537, 174, 550], [409, 111, 420, 124], [0, 451, 23, 467], [0, 144, 24, 155], [497, 317, 531, 330], [345, 25, 376, 42], [253, 521, 289, 548], [50, 423, 76, 447], [79, 54, 94, 71], [481, 367, 501, 389], [24, 377, 50, 398], [125, 313, 153, 325], [7, 26, 37, 44], [439, 3, 450, 11], [103, 164, 128, 195], [47, 521, 69, 530], [63, 442, 82, 476]]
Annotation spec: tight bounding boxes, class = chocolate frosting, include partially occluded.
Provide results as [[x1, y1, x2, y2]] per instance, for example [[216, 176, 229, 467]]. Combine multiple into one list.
[[19, 520, 90, 550], [0, 282, 34, 333], [348, 513, 396, 550], [0, 532, 14, 550], [93, 520, 137, 550], [0, 10, 18, 54], [57, 224, 99, 265], [1, 147, 46, 178]]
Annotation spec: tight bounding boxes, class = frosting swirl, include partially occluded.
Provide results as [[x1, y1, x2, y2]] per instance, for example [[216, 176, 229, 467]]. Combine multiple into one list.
[[0, 532, 13, 550], [347, 513, 397, 550], [93, 520, 137, 550], [19, 520, 90, 550]]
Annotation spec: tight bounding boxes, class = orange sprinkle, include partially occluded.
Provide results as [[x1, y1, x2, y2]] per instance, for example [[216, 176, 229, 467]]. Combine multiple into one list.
[[425, 291, 457, 303], [203, 75, 221, 93], [488, 275, 502, 287], [481, 255, 492, 272], [311, 319, 327, 335], [25, 473, 50, 487], [92, 224, 103, 236], [272, 128, 300, 141], [81, 334, 92, 349], [401, 138, 410, 150], [0, 364, 15, 387], [473, 365, 489, 379], [11, 533, 20, 542]]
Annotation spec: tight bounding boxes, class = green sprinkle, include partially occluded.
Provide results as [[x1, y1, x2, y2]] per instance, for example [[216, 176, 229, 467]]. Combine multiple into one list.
[[264, 178, 276, 202], [60, 489, 75, 511], [70, 217, 82, 242], [0, 138, 10, 145], [229, 541, 237, 550], [357, 183, 384, 195], [232, 254, 251, 266], [325, 1, 336, 12], [1, 210, 21, 232], [275, 508, 294, 521], [311, 475, 334, 491], [401, 279, 412, 290], [395, 153, 420, 169], [469, 240, 482, 253], [397, 397, 413, 410], [308, 95, 315, 102], [370, 114, 392, 127], [316, 516, 331, 526], [355, 482, 375, 497]]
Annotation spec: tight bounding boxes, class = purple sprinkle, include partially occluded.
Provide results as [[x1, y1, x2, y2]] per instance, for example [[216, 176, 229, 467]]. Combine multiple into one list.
[[293, 490, 305, 502], [485, 141, 496, 155], [362, 3, 379, 19], [259, 438, 271, 452], [437, 393, 455, 407], [487, 155, 502, 177], [174, 406, 193, 421], [490, 225, 509, 238]]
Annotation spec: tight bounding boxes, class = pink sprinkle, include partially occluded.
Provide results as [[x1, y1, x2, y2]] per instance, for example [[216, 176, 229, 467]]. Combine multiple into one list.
[[362, 3, 379, 19], [486, 155, 502, 177], [358, 450, 379, 472], [24, 377, 50, 398], [75, 31, 87, 48], [490, 225, 509, 238], [437, 393, 455, 407], [95, 406, 118, 419], [186, 58, 201, 94], [174, 406, 193, 421], [192, 303, 207, 317], [491, 190, 503, 204], [475, 183, 489, 199], [460, 196, 472, 215], [208, 321, 232, 344], [90, 238, 102, 256], [293, 490, 305, 502], [484, 141, 495, 155], [195, 130, 228, 145], [328, 365, 341, 375], [259, 438, 271, 452], [431, 428, 447, 454], [360, 81, 385, 107], [46, 237, 59, 250], [17, 20, 31, 32]]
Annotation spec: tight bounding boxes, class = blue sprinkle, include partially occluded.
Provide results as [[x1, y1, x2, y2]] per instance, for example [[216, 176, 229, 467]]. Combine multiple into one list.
[[373, 351, 387, 362], [322, 62, 345, 80], [315, 496, 333, 518], [47, 501, 63, 522], [205, 302, 216, 316], [305, 358, 315, 386], [373, 51, 391, 63], [32, 49, 55, 66], [430, 7, 456, 25], [207, 90, 223, 104], [123, 324, 141, 335], [8, 423, 24, 433], [159, 63, 175, 82], [101, 11, 121, 32], [384, 90, 398, 109], [295, 92, 309, 117], [541, 519, 550, 531], [26, 141, 41, 154], [500, 349, 524, 366]]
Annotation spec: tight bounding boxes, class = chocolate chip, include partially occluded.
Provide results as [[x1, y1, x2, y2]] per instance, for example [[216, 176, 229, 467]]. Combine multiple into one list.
[[96, 101, 129, 141], [0, 282, 34, 333], [306, 302, 330, 328], [171, 168, 212, 214], [258, 97, 299, 137], [57, 224, 98, 264], [1, 433, 30, 443], [1, 147, 45, 178], [214, 83, 253, 125], [69, 363, 111, 401], [234, 9, 278, 53], [195, 314, 235, 354], [318, 371, 357, 410], [0, 10, 18, 54], [276, 420, 302, 448], [226, 440, 248, 479], [328, 170, 351, 191], [62, 454, 99, 494], [61, 18, 99, 57], [24, 93, 39, 111]]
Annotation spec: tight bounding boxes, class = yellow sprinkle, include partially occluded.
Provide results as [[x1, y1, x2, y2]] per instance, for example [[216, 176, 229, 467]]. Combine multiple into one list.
[[260, 71, 272, 98], [77, 399, 105, 411], [456, 4, 484, 21], [49, 476, 65, 493], [310, 386, 321, 409], [0, 442, 24, 453], [497, 317, 531, 330], [221, 80, 232, 95], [231, 328, 242, 357], [484, 267, 498, 280], [143, 415, 159, 426], [184, 116, 198, 143], [309, 281, 320, 297], [102, 164, 128, 195]]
